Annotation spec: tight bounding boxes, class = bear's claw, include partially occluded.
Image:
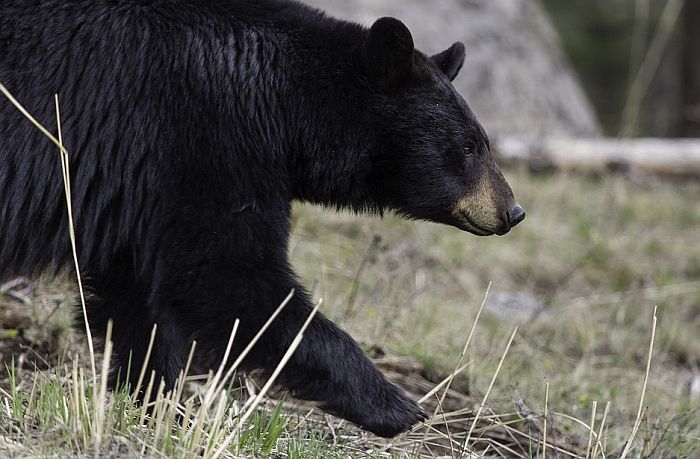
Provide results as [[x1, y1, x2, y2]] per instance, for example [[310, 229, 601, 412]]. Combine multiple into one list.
[[362, 396, 428, 438], [341, 384, 428, 438]]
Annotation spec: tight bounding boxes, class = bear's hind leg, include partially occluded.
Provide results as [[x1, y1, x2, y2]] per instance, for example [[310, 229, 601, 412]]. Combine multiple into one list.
[[84, 263, 188, 397]]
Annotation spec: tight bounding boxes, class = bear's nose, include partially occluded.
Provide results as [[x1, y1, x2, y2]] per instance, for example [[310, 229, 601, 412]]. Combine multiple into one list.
[[507, 205, 526, 228]]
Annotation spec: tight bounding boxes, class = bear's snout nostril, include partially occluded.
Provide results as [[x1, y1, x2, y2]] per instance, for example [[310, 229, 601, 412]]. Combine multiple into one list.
[[507, 205, 526, 228]]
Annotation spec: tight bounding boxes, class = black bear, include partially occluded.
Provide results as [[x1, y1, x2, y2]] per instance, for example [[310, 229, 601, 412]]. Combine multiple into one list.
[[0, 0, 524, 437]]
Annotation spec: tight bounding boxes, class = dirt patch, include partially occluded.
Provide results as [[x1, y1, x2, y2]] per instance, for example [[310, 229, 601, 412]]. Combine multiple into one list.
[[0, 277, 76, 387]]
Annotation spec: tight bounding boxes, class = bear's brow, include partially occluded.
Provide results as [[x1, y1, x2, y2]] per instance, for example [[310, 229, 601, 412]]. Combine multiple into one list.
[[470, 121, 490, 150]]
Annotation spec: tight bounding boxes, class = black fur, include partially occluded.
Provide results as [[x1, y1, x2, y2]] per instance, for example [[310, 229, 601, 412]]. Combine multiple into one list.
[[0, 0, 517, 437], [432, 42, 466, 82]]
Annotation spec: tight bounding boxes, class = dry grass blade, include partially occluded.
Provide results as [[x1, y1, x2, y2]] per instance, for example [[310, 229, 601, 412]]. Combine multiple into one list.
[[591, 401, 611, 459], [619, 306, 657, 459], [426, 283, 490, 410], [463, 326, 518, 454], [415, 284, 491, 454], [218, 289, 296, 390], [172, 340, 198, 407], [202, 319, 240, 407], [139, 371, 157, 427], [135, 324, 158, 395], [418, 361, 471, 405], [95, 320, 114, 457], [54, 94, 97, 387], [211, 299, 323, 458], [586, 400, 597, 458], [0, 83, 66, 152], [0, 85, 98, 389], [543, 381, 549, 459]]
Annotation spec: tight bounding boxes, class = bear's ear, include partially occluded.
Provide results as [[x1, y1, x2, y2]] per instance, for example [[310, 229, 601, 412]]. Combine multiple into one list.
[[363, 17, 415, 89], [431, 42, 466, 82]]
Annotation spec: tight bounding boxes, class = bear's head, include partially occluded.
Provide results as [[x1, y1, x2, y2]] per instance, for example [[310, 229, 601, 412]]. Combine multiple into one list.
[[363, 18, 525, 236]]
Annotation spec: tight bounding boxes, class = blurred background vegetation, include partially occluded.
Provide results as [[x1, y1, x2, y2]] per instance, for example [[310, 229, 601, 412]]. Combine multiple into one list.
[[543, 0, 699, 137]]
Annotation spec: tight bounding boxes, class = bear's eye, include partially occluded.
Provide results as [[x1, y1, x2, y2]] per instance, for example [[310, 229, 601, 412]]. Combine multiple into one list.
[[463, 147, 473, 157]]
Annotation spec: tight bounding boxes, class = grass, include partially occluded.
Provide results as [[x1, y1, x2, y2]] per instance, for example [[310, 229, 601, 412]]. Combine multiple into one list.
[[1, 168, 698, 457], [289, 169, 700, 457]]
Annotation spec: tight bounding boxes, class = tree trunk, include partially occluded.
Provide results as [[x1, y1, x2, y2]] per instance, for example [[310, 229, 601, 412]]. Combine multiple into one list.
[[494, 137, 700, 176], [683, 1, 700, 137]]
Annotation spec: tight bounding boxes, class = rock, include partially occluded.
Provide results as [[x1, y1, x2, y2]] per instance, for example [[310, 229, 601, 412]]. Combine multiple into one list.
[[486, 291, 548, 322]]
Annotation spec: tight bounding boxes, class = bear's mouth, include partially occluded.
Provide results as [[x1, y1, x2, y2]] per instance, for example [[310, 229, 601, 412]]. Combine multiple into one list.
[[453, 213, 495, 236]]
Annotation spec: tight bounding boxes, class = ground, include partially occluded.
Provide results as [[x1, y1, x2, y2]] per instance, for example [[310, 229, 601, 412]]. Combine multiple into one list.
[[1, 167, 699, 457]]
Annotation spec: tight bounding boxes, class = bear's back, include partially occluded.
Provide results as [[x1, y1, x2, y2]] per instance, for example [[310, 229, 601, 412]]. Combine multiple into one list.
[[0, 0, 334, 276]]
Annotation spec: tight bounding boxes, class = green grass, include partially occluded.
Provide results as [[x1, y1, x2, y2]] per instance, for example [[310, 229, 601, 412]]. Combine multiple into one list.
[[290, 168, 700, 457], [1, 168, 699, 457]]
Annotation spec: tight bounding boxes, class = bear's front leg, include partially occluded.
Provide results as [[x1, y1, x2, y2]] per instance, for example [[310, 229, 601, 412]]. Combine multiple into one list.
[[159, 202, 426, 436], [269, 287, 428, 437], [178, 264, 426, 437]]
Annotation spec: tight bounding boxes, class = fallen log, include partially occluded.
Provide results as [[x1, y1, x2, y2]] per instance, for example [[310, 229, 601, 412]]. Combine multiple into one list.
[[494, 137, 700, 177]]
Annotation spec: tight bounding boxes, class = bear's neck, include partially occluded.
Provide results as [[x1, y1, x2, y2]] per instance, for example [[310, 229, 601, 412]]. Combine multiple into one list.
[[282, 20, 386, 214], [171, 4, 386, 214]]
